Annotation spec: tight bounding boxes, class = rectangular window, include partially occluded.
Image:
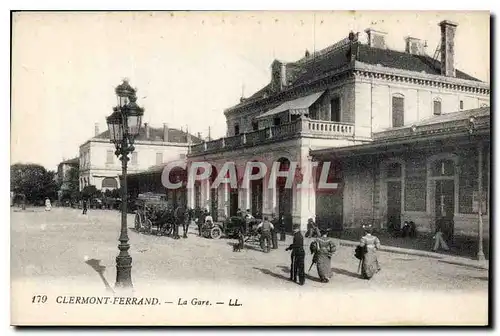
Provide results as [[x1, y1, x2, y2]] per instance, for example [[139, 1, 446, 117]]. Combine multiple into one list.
[[156, 152, 163, 165], [106, 150, 114, 164], [392, 96, 405, 127], [460, 100, 464, 110], [252, 121, 259, 131], [273, 117, 281, 126], [234, 124, 240, 135], [330, 97, 341, 122], [131, 152, 138, 165], [433, 100, 442, 116]]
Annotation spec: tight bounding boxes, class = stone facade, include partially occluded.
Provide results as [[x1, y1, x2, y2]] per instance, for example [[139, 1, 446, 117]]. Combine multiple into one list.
[[79, 124, 199, 191], [186, 20, 490, 234]]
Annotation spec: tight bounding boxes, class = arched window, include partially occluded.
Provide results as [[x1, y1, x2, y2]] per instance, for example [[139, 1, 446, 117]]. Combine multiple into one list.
[[392, 94, 405, 127], [427, 154, 459, 220], [433, 98, 442, 116]]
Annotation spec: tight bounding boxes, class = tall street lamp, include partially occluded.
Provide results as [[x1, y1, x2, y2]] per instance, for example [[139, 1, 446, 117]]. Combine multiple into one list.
[[106, 79, 144, 288]]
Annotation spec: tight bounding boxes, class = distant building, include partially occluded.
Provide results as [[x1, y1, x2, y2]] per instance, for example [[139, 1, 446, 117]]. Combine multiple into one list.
[[186, 19, 490, 236], [79, 122, 201, 191], [56, 157, 79, 191]]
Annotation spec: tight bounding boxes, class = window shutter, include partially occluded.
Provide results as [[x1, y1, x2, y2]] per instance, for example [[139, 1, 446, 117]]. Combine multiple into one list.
[[392, 97, 405, 127]]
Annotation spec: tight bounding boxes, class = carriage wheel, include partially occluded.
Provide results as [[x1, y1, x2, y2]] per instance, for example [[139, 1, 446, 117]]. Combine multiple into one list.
[[210, 227, 222, 239], [134, 213, 141, 231], [144, 218, 152, 234]]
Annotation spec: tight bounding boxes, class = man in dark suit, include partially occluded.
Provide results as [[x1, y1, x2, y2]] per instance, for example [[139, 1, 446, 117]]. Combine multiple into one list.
[[286, 224, 305, 285]]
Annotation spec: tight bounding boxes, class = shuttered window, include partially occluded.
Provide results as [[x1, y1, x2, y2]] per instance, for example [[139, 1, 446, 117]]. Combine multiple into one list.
[[392, 96, 404, 127], [330, 97, 341, 122], [433, 100, 442, 116]]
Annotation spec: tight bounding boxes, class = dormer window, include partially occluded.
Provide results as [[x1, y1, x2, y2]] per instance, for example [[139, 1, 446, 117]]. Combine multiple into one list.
[[433, 98, 442, 116]]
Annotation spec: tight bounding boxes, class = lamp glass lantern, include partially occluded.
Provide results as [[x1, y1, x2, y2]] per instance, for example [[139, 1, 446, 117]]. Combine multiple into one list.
[[106, 108, 124, 143], [125, 95, 144, 137], [115, 79, 136, 108]]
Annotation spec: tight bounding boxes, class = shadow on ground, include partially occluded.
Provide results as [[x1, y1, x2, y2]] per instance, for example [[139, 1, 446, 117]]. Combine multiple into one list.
[[253, 267, 291, 282], [437, 259, 489, 270]]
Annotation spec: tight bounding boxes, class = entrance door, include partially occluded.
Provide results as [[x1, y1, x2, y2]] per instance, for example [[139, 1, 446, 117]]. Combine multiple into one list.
[[435, 179, 455, 239], [251, 179, 263, 219], [278, 185, 293, 232], [229, 188, 239, 217], [387, 181, 402, 231]]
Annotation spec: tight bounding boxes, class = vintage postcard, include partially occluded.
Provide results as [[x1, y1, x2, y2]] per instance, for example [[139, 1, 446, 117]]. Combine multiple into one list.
[[10, 10, 490, 326]]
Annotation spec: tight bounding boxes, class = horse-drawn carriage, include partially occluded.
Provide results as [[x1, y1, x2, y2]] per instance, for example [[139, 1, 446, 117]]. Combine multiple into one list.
[[134, 193, 175, 235]]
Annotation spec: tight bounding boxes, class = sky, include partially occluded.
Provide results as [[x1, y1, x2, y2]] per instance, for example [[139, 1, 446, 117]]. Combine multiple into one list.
[[11, 11, 490, 171]]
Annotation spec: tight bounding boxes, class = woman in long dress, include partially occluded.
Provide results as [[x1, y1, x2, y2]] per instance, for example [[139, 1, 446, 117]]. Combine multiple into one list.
[[358, 225, 381, 279], [44, 198, 52, 211], [310, 229, 336, 282]]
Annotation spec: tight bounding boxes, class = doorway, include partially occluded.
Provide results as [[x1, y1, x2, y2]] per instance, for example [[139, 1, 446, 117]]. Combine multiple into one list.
[[435, 179, 455, 240], [278, 185, 293, 232], [251, 179, 263, 219], [387, 181, 402, 231], [229, 188, 239, 217]]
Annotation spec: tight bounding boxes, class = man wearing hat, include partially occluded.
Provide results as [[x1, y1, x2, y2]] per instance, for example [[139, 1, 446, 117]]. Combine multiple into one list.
[[305, 217, 320, 238], [286, 224, 306, 285]]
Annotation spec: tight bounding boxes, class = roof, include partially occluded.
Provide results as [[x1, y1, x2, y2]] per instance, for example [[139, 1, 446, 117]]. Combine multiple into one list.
[[231, 40, 482, 111], [356, 44, 480, 81], [93, 126, 202, 144], [61, 157, 79, 165], [256, 91, 325, 119], [311, 107, 490, 158]]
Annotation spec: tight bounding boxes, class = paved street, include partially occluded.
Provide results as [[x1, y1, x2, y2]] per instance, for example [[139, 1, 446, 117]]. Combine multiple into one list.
[[11, 207, 489, 325], [11, 207, 489, 291]]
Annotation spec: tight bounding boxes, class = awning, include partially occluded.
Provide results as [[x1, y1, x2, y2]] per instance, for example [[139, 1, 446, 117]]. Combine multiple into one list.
[[256, 91, 325, 119]]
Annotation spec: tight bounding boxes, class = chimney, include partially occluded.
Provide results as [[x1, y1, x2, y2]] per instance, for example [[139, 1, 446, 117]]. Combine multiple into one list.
[[439, 20, 458, 77], [163, 123, 169, 142], [197, 132, 201, 140], [186, 126, 191, 144], [271, 60, 287, 91], [405, 37, 425, 55], [94, 123, 99, 136], [365, 28, 387, 49], [144, 123, 150, 139]]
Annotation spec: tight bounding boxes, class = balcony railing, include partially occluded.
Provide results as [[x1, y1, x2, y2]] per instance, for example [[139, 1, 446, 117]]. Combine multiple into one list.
[[189, 117, 355, 155]]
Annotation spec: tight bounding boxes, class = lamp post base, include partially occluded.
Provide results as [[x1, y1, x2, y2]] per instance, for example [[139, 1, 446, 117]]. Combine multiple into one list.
[[477, 251, 486, 262], [115, 255, 133, 288]]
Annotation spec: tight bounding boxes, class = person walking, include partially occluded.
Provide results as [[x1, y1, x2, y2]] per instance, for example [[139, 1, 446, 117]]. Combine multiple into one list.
[[257, 216, 274, 253], [358, 225, 381, 280], [432, 217, 450, 252], [44, 198, 52, 211], [286, 224, 305, 285], [310, 229, 336, 282], [82, 198, 88, 215]]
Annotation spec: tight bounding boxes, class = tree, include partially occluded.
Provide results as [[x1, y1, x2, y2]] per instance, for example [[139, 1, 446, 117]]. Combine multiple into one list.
[[81, 185, 101, 200], [66, 167, 80, 193], [11, 163, 58, 204]]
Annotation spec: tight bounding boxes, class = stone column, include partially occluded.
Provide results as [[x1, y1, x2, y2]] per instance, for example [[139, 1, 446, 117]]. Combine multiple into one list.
[[294, 152, 317, 231], [203, 178, 211, 210]]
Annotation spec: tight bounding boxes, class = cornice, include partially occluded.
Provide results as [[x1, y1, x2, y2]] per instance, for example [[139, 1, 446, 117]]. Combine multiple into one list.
[[224, 65, 354, 116]]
